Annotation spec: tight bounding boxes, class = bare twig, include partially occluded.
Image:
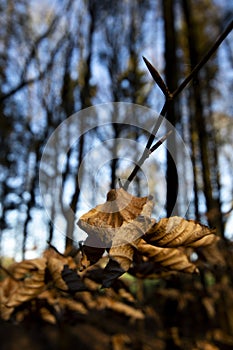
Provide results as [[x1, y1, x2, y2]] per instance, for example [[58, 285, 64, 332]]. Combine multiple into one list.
[[124, 19, 233, 190], [123, 126, 171, 190], [150, 130, 172, 154], [123, 100, 170, 190]]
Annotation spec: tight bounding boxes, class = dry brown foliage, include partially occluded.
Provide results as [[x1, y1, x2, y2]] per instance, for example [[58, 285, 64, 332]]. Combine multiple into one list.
[[78, 189, 219, 286], [0, 189, 222, 331]]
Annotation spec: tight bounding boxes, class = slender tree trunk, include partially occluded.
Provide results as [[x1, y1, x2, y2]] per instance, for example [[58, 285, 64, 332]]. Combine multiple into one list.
[[189, 95, 201, 221], [181, 0, 218, 229], [22, 141, 40, 258], [162, 0, 179, 216], [204, 67, 225, 236], [65, 0, 95, 249]]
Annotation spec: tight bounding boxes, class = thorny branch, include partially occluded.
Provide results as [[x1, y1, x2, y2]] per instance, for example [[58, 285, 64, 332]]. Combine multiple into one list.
[[124, 19, 233, 190]]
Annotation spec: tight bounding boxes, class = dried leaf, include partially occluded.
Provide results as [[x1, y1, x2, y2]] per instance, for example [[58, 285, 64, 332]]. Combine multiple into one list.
[[5, 258, 46, 309], [0, 277, 18, 320], [77, 188, 152, 247], [79, 188, 150, 228], [111, 334, 131, 350], [80, 238, 105, 270], [43, 248, 76, 269], [47, 257, 69, 291], [116, 288, 135, 304], [10, 258, 47, 280], [96, 295, 144, 320], [60, 298, 87, 315], [47, 257, 70, 291], [196, 340, 220, 350], [145, 216, 218, 248], [1, 259, 47, 320], [196, 241, 225, 266], [39, 307, 57, 324], [61, 265, 87, 292], [46, 253, 87, 293], [102, 204, 155, 287], [37, 289, 59, 306], [202, 297, 216, 319], [102, 260, 126, 288], [137, 240, 198, 274], [129, 259, 174, 279]]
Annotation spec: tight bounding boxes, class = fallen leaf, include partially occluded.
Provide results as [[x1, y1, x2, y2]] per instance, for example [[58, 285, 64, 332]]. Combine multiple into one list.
[[4, 258, 46, 309]]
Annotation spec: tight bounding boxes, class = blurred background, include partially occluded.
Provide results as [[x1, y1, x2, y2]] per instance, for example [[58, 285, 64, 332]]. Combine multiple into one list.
[[0, 0, 232, 261], [1, 1, 233, 349]]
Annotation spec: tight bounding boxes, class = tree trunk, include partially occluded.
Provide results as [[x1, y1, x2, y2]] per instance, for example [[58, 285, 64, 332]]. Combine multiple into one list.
[[162, 0, 179, 217], [181, 0, 220, 230], [65, 0, 95, 249]]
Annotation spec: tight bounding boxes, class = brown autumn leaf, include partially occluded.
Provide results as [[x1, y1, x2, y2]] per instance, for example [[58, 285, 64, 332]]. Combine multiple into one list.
[[78, 188, 150, 228], [111, 334, 131, 350], [61, 265, 87, 292], [1, 259, 46, 320], [43, 247, 76, 269], [102, 201, 155, 287], [109, 208, 154, 267], [128, 257, 175, 279], [46, 257, 86, 292], [4, 258, 46, 311], [77, 189, 219, 284], [95, 295, 144, 320], [79, 238, 105, 270], [145, 216, 218, 248], [46, 256, 68, 291], [60, 298, 88, 315], [39, 307, 57, 324], [0, 277, 18, 320], [9, 257, 46, 280], [137, 239, 198, 274], [38, 289, 88, 317], [77, 188, 151, 248], [44, 247, 87, 292], [1, 258, 45, 320], [107, 284, 136, 304], [78, 188, 153, 273]]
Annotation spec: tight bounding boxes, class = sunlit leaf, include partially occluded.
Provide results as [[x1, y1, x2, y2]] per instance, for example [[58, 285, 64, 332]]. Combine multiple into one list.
[[102, 202, 155, 286], [77, 188, 152, 247], [145, 216, 218, 248]]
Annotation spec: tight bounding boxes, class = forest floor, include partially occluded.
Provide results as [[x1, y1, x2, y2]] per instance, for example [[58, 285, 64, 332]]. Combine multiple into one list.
[[1, 271, 233, 350]]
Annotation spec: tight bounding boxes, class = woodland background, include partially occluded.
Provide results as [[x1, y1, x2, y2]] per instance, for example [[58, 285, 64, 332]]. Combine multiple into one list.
[[1, 0, 233, 349]]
